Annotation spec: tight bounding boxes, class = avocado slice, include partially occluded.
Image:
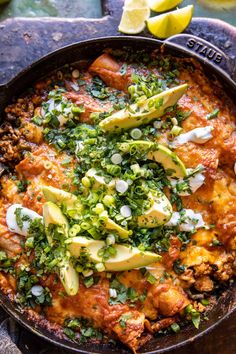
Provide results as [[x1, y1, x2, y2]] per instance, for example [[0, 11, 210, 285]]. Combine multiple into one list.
[[99, 84, 188, 132], [43, 201, 69, 244], [119, 140, 187, 178], [137, 192, 172, 228], [43, 202, 79, 295], [68, 236, 161, 271], [42, 186, 82, 210], [104, 218, 129, 239], [59, 260, 79, 296]]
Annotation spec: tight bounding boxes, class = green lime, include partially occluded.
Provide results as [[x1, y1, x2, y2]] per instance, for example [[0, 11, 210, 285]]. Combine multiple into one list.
[[146, 5, 194, 39]]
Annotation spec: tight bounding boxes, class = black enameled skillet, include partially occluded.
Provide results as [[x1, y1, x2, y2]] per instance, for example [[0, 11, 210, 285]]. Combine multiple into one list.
[[0, 35, 235, 353]]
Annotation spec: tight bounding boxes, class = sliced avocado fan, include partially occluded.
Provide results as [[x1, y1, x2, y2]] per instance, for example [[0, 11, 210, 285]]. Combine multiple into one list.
[[137, 192, 172, 228], [119, 140, 187, 178], [42, 186, 82, 211], [43, 201, 79, 296], [104, 218, 130, 239], [68, 236, 161, 271], [99, 84, 188, 132]]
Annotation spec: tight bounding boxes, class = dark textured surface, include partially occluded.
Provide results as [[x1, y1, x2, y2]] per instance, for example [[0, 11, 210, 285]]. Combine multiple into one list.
[[0, 0, 236, 85], [0, 1, 235, 353]]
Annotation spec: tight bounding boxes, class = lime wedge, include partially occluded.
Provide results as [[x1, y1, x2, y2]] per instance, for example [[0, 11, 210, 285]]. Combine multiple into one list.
[[148, 0, 183, 12], [146, 5, 194, 39], [118, 0, 150, 34], [125, 0, 150, 8]]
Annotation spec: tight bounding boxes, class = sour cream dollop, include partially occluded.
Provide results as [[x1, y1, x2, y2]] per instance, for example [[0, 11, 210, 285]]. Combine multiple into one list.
[[173, 126, 213, 147], [165, 209, 205, 232], [6, 204, 42, 237]]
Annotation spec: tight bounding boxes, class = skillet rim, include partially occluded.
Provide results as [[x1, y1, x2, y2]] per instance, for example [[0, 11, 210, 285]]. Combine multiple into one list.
[[0, 35, 235, 353]]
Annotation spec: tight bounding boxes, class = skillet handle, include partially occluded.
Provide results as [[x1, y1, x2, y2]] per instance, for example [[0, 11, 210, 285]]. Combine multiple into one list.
[[165, 34, 236, 82], [0, 85, 8, 117]]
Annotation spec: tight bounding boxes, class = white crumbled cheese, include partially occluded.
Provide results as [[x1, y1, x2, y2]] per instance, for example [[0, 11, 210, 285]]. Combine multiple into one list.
[[109, 288, 117, 298], [6, 204, 42, 237], [173, 126, 213, 146], [165, 209, 205, 231]]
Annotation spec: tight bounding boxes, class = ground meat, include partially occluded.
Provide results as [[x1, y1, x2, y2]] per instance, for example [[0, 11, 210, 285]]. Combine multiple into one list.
[[194, 276, 214, 292], [213, 253, 235, 281], [0, 123, 29, 165], [194, 263, 212, 277]]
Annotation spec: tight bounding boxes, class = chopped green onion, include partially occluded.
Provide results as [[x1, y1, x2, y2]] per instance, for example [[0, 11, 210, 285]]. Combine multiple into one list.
[[106, 234, 116, 245], [153, 120, 162, 129], [81, 222, 91, 230], [111, 153, 122, 165], [130, 128, 142, 140], [120, 205, 132, 218], [116, 180, 129, 194], [146, 272, 157, 284], [81, 176, 91, 188], [84, 276, 94, 288], [171, 322, 180, 333], [69, 224, 81, 237], [206, 108, 219, 120], [94, 203, 104, 215], [201, 299, 209, 306], [103, 195, 115, 206], [25, 237, 34, 248], [192, 313, 201, 329], [82, 269, 93, 277], [95, 263, 105, 272]]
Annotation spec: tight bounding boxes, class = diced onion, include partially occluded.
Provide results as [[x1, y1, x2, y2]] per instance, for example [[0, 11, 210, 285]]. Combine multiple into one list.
[[111, 153, 122, 165], [120, 205, 132, 218], [31, 285, 44, 297], [130, 128, 142, 140], [116, 180, 129, 194]]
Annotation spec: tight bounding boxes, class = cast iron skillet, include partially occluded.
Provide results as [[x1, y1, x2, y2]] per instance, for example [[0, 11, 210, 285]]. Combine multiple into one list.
[[0, 35, 235, 353]]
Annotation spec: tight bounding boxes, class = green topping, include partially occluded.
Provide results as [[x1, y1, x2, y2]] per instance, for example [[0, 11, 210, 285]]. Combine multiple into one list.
[[206, 108, 219, 120]]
